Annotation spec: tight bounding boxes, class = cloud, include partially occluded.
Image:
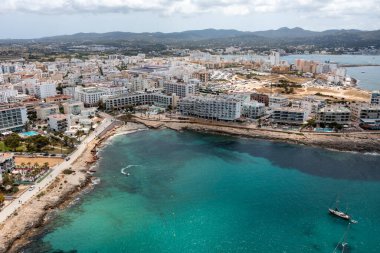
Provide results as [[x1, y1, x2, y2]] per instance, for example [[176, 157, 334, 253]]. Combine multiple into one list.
[[0, 0, 379, 19]]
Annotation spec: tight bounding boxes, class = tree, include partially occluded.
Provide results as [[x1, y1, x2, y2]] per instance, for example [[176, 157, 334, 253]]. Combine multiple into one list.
[[27, 135, 50, 152], [0, 194, 5, 205], [4, 133, 22, 151]]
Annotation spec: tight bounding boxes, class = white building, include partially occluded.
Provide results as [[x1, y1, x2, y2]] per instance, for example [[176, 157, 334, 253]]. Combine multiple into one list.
[[36, 104, 60, 120], [241, 101, 265, 119], [352, 103, 380, 120], [48, 114, 68, 132], [269, 95, 289, 108], [0, 105, 28, 132], [0, 86, 18, 103], [164, 82, 196, 98], [75, 87, 107, 107], [36, 83, 57, 99], [272, 108, 308, 125], [269, 51, 280, 66], [104, 92, 177, 110], [178, 95, 241, 121], [317, 106, 351, 125]]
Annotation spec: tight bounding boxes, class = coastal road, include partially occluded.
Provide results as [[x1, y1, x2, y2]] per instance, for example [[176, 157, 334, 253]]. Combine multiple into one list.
[[0, 117, 114, 224]]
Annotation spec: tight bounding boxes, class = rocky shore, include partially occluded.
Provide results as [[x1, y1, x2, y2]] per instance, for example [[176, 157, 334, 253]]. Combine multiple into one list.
[[0, 123, 145, 253], [1, 118, 378, 252], [132, 117, 380, 153]]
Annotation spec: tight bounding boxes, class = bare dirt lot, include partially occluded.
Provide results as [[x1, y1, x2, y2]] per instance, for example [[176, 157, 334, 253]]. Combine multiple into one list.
[[14, 156, 64, 167]]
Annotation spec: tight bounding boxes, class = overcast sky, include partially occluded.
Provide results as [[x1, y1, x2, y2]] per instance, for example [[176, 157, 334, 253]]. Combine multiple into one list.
[[1, 0, 379, 39]]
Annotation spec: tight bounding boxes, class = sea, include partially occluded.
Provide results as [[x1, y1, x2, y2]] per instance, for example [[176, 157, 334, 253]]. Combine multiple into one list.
[[22, 130, 380, 253], [282, 54, 380, 91]]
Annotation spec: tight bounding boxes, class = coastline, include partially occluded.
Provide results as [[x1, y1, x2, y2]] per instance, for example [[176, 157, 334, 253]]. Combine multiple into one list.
[[1, 117, 379, 252], [0, 122, 146, 253], [131, 117, 380, 153]]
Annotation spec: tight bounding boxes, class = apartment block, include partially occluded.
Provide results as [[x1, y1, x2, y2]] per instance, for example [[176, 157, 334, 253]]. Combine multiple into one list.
[[75, 87, 107, 107], [63, 101, 85, 115], [241, 101, 265, 119], [104, 93, 177, 110], [178, 95, 241, 121], [36, 104, 60, 120], [251, 93, 269, 106], [0, 105, 28, 132], [316, 106, 351, 125], [36, 83, 57, 99], [272, 108, 307, 125], [48, 114, 68, 132], [269, 95, 289, 108], [164, 82, 196, 98]]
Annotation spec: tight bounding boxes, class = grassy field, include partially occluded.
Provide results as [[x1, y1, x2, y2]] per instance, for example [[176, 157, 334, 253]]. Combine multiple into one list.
[[0, 141, 10, 152]]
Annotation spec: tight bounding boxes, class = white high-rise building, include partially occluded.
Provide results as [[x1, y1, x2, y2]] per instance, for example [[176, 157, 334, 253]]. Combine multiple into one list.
[[164, 82, 196, 98], [269, 51, 280, 66], [178, 95, 241, 121], [0, 86, 18, 103], [36, 83, 57, 99], [75, 87, 107, 106]]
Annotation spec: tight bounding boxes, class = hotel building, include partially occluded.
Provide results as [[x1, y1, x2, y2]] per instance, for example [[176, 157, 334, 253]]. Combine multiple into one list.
[[104, 93, 177, 110], [178, 95, 241, 121], [0, 105, 28, 132]]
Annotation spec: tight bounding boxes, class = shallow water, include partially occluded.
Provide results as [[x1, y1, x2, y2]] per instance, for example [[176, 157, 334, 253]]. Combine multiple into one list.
[[23, 130, 380, 253]]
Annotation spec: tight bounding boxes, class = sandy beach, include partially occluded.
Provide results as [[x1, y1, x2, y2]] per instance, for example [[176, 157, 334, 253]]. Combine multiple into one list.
[[0, 122, 146, 253]]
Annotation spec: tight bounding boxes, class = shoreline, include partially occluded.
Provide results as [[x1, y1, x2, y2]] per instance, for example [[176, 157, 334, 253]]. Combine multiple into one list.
[[131, 117, 380, 153], [0, 122, 146, 253], [1, 119, 379, 252]]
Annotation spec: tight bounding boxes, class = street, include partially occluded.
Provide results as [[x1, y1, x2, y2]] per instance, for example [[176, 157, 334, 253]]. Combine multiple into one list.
[[0, 117, 113, 224]]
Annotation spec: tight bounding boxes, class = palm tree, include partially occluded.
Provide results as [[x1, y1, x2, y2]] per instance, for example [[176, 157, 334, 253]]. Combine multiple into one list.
[[43, 162, 50, 169], [20, 162, 26, 169], [34, 162, 40, 169]]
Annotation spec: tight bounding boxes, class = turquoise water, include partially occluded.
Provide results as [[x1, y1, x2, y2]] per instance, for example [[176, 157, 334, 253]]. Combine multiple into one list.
[[283, 54, 380, 91], [20, 131, 39, 137], [23, 130, 380, 253]]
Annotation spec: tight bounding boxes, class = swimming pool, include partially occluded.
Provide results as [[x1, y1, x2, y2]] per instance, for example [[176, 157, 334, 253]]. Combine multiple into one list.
[[19, 131, 39, 137], [314, 128, 334, 133]]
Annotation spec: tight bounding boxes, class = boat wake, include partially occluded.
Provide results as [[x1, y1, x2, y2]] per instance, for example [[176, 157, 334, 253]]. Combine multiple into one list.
[[121, 165, 141, 175]]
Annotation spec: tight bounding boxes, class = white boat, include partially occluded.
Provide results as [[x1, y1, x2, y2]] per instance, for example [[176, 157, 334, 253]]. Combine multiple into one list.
[[329, 208, 350, 220]]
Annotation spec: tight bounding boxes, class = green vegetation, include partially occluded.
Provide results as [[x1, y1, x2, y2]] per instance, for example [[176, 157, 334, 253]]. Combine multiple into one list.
[[63, 169, 73, 175], [301, 118, 317, 130], [272, 79, 301, 94], [0, 193, 4, 205], [25, 135, 50, 152], [0, 141, 11, 152], [3, 133, 22, 151], [116, 65, 128, 71]]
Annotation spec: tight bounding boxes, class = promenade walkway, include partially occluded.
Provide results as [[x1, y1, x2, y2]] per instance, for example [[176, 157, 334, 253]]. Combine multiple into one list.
[[0, 117, 114, 224]]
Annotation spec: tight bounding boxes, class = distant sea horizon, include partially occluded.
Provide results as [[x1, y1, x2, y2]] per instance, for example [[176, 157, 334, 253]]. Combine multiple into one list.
[[22, 130, 380, 253]]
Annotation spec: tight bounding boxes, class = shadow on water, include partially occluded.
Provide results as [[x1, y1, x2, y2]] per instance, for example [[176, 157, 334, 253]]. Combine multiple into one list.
[[183, 131, 380, 181]]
